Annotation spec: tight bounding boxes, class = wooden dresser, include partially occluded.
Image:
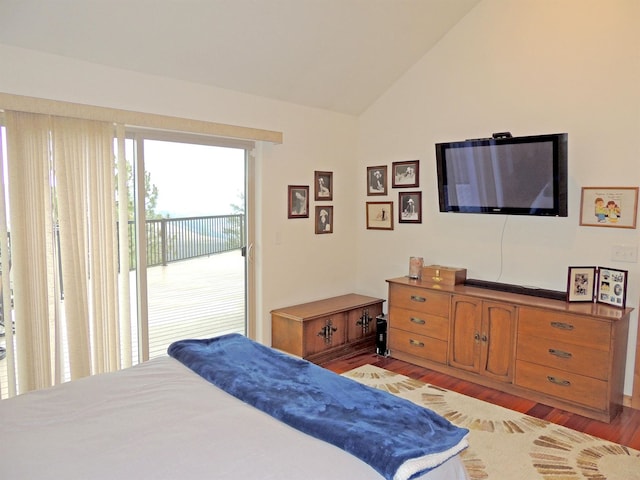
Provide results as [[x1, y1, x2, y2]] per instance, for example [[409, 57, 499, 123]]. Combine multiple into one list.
[[271, 293, 384, 364], [386, 276, 632, 422]]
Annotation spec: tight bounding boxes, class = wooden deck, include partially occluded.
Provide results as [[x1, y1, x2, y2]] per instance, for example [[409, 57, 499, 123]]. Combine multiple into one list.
[[0, 250, 245, 398], [145, 250, 246, 359]]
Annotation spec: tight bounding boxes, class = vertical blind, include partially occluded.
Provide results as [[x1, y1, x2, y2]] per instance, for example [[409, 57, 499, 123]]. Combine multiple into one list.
[[2, 111, 131, 396]]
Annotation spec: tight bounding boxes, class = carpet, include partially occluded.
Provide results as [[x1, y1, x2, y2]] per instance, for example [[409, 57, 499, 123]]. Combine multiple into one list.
[[343, 364, 640, 480]]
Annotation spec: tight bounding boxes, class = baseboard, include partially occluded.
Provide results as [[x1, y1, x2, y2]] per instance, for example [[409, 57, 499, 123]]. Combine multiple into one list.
[[623, 394, 635, 409]]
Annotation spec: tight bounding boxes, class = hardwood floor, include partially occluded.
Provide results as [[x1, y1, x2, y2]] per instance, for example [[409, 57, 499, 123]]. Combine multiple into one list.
[[321, 351, 640, 451]]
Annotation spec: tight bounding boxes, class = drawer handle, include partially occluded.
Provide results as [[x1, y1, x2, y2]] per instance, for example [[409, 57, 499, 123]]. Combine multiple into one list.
[[550, 321, 574, 331], [409, 339, 425, 348], [548, 348, 572, 359], [410, 317, 426, 325], [410, 295, 426, 303], [547, 375, 571, 387]]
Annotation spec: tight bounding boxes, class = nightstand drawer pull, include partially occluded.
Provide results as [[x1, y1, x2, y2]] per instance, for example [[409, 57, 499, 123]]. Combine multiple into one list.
[[549, 348, 572, 359], [409, 339, 425, 348], [550, 321, 574, 331], [410, 317, 426, 325], [547, 375, 571, 387], [410, 295, 426, 303]]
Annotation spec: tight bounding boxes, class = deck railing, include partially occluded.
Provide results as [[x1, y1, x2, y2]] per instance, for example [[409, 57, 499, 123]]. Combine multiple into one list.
[[128, 214, 245, 268]]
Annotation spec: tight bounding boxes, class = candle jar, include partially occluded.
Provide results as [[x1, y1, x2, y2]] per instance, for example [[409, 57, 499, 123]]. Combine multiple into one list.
[[408, 256, 423, 279]]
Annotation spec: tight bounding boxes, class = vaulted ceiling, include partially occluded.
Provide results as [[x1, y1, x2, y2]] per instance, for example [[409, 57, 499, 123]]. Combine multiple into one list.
[[0, 0, 480, 115]]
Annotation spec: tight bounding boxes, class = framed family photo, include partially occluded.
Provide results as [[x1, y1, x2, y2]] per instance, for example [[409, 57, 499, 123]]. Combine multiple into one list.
[[566, 266, 596, 302], [366, 201, 393, 230], [398, 191, 422, 223], [596, 267, 628, 308], [579, 186, 638, 229], [315, 206, 333, 234], [287, 185, 309, 218], [367, 165, 387, 196], [392, 160, 419, 188], [314, 171, 333, 201]]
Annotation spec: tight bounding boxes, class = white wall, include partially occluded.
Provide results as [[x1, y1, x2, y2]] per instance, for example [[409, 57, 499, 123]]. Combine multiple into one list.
[[355, 0, 640, 394], [0, 43, 359, 346]]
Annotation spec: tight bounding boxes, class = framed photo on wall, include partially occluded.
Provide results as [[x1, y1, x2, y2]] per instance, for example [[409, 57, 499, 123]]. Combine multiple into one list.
[[287, 185, 309, 218], [579, 186, 638, 228], [566, 266, 596, 302], [392, 160, 419, 188], [367, 165, 387, 195], [398, 191, 422, 223], [596, 267, 627, 308], [314, 171, 333, 201], [315, 206, 333, 234], [366, 201, 393, 230]]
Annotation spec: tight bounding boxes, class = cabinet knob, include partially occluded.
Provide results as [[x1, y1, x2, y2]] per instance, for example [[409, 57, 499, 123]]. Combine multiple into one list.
[[409, 339, 425, 348], [410, 295, 426, 302], [410, 317, 426, 325]]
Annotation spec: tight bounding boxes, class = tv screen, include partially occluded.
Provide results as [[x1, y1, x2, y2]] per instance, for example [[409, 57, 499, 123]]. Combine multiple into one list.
[[436, 133, 568, 216]]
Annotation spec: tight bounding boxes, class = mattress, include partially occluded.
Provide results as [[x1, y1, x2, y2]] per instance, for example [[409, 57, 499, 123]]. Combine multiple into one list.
[[0, 356, 468, 480]]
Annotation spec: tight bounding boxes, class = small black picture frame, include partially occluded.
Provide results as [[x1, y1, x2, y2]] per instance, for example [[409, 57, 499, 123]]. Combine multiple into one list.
[[596, 267, 628, 308], [566, 266, 596, 302]]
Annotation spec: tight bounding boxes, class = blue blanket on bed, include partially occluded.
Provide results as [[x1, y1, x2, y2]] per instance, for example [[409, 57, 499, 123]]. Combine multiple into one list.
[[168, 334, 468, 480]]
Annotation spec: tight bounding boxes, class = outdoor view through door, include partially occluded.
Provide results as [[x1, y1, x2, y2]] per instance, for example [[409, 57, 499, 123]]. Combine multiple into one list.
[[128, 137, 247, 360]]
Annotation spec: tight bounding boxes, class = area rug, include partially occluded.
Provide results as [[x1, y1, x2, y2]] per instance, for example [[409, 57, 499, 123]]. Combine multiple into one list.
[[343, 364, 640, 480]]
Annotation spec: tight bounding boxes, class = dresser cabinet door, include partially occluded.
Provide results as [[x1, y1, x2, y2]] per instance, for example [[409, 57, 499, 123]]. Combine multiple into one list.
[[347, 303, 383, 342], [481, 301, 516, 382], [302, 313, 347, 357], [449, 296, 516, 382], [449, 296, 482, 372]]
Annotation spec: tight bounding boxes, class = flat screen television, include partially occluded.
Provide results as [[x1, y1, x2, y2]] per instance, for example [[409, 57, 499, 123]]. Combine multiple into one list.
[[435, 133, 568, 216]]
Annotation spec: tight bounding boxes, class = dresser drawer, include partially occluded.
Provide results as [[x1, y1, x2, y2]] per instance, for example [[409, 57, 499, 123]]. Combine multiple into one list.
[[519, 308, 611, 351], [517, 335, 609, 380], [389, 328, 447, 364], [389, 306, 449, 340], [515, 360, 607, 411], [389, 284, 450, 317]]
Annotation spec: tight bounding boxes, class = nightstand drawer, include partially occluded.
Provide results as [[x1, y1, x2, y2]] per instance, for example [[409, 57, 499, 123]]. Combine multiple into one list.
[[519, 308, 610, 351], [389, 306, 449, 340], [515, 360, 607, 411], [517, 335, 609, 380], [389, 284, 449, 317], [389, 328, 447, 364]]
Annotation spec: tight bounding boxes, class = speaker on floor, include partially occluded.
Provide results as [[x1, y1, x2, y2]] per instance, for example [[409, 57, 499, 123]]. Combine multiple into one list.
[[376, 314, 389, 356]]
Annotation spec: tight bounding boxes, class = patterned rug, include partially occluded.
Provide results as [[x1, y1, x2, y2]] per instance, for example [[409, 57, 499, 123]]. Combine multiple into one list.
[[343, 364, 640, 480]]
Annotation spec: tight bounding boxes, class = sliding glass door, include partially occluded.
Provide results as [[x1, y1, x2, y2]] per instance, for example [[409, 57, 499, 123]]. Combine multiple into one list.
[[126, 132, 249, 361]]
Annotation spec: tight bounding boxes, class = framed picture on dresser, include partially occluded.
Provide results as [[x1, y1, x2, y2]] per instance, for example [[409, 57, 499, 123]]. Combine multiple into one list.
[[596, 267, 627, 308], [566, 266, 596, 302]]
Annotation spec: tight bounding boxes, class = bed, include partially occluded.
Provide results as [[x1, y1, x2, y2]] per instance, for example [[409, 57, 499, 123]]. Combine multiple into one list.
[[0, 334, 469, 480]]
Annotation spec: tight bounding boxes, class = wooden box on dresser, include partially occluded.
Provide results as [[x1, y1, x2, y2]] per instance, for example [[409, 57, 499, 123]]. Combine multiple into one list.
[[271, 294, 384, 364], [386, 277, 632, 423]]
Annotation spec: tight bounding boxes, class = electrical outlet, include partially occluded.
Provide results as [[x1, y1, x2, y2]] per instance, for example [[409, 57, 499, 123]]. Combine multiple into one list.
[[611, 244, 638, 263]]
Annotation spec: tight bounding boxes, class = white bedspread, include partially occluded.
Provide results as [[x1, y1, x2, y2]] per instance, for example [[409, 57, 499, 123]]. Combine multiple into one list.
[[0, 357, 468, 480]]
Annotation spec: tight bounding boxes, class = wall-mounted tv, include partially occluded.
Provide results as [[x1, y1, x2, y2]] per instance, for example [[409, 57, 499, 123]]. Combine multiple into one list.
[[435, 133, 568, 216]]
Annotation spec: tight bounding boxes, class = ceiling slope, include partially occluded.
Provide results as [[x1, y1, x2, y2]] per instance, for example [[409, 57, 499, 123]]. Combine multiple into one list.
[[0, 0, 480, 115]]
